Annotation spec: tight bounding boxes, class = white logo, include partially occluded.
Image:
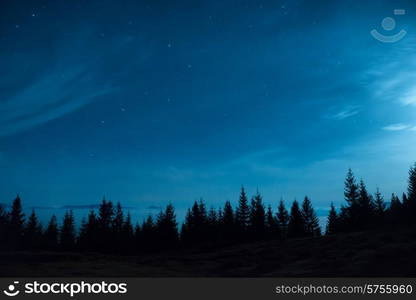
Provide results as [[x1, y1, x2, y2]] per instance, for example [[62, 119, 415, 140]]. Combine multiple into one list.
[[3, 281, 20, 297], [371, 9, 407, 43]]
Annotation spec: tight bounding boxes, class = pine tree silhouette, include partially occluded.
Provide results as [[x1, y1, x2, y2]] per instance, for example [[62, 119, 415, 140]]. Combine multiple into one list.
[[134, 223, 141, 252], [326, 202, 339, 235], [4, 164, 416, 255], [0, 205, 8, 250], [207, 206, 219, 242], [78, 210, 98, 251], [236, 186, 250, 239], [249, 191, 266, 240], [356, 179, 375, 229], [180, 209, 193, 244], [181, 199, 209, 245], [140, 215, 156, 252], [24, 210, 43, 250], [112, 202, 124, 252], [156, 204, 178, 249], [276, 200, 289, 239], [197, 199, 209, 241], [44, 215, 59, 250], [97, 198, 114, 252], [389, 193, 402, 226], [9, 195, 25, 249], [266, 205, 280, 239], [113, 202, 124, 234], [341, 169, 360, 230], [407, 163, 416, 221], [402, 193, 409, 208], [373, 188, 386, 224], [219, 200, 236, 242], [287, 200, 305, 238], [301, 196, 321, 237], [121, 213, 134, 253], [60, 210, 76, 251]]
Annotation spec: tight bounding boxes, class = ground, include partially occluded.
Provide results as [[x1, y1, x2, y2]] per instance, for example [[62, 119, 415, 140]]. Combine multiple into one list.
[[1, 228, 415, 277]]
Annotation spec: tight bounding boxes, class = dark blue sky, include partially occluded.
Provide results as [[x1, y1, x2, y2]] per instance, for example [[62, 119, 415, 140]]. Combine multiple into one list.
[[1, 0, 416, 223]]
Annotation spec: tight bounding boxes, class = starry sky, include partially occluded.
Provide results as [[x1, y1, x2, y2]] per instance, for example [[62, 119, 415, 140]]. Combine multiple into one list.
[[1, 0, 416, 223]]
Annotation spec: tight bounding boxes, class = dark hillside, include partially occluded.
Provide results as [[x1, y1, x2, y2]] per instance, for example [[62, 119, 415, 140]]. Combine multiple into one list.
[[1, 226, 415, 277]]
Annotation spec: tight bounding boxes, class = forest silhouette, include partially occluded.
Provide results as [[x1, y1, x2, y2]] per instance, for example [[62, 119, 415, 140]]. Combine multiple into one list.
[[1, 164, 416, 256]]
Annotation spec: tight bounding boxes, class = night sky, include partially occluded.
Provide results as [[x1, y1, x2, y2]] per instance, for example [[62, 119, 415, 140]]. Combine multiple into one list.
[[1, 0, 416, 223]]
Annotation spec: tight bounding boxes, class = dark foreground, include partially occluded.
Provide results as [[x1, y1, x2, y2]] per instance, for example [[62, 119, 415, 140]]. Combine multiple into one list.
[[1, 228, 416, 277]]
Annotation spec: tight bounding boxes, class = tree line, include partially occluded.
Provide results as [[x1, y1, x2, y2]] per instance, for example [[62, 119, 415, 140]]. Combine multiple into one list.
[[1, 164, 416, 254]]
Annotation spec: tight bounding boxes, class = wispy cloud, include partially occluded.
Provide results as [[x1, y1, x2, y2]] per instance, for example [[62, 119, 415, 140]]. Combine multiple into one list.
[[382, 123, 411, 131], [365, 42, 416, 108], [0, 67, 115, 137], [325, 105, 362, 120], [400, 86, 416, 106]]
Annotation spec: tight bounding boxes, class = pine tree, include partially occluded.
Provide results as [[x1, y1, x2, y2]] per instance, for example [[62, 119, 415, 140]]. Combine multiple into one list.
[[9, 195, 25, 249], [342, 169, 360, 230], [24, 210, 42, 249], [287, 200, 305, 238], [326, 203, 339, 235], [197, 199, 209, 240], [266, 205, 280, 239], [156, 204, 178, 249], [134, 223, 141, 252], [407, 163, 416, 220], [97, 198, 114, 251], [44, 215, 59, 250], [402, 193, 409, 209], [181, 199, 209, 245], [121, 213, 134, 252], [389, 193, 402, 225], [0, 206, 8, 250], [356, 179, 375, 229], [236, 186, 250, 237], [112, 202, 124, 252], [219, 201, 235, 242], [112, 202, 124, 235], [337, 205, 349, 232], [301, 196, 321, 237], [249, 191, 266, 240], [98, 198, 114, 230], [345, 169, 360, 206], [60, 210, 76, 251], [207, 207, 219, 242], [78, 210, 98, 251], [140, 215, 156, 252], [373, 188, 386, 223], [198, 199, 208, 223], [180, 208, 193, 244], [276, 200, 289, 238]]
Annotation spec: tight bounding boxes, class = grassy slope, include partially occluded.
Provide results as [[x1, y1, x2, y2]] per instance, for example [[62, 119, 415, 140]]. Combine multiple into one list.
[[1, 228, 416, 277]]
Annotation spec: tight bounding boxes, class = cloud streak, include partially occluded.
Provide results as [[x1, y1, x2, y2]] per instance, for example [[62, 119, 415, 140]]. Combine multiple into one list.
[[382, 123, 412, 131], [0, 67, 115, 137], [325, 105, 362, 120]]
